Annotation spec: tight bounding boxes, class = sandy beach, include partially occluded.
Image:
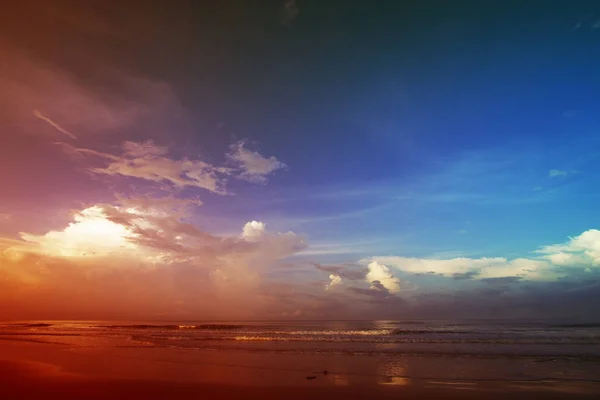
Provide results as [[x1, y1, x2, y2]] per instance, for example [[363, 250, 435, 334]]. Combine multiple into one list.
[[1, 339, 599, 399]]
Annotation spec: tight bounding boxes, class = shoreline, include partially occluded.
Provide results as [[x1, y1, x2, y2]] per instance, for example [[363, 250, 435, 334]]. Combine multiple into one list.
[[2, 339, 600, 399]]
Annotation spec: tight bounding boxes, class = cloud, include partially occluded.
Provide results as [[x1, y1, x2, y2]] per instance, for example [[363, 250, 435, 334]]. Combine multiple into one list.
[[4, 200, 600, 320], [360, 229, 600, 289], [325, 274, 341, 290], [20, 206, 138, 258], [227, 140, 286, 184], [406, 274, 600, 320], [536, 229, 600, 266], [480, 277, 523, 285], [60, 139, 287, 194], [349, 285, 390, 299], [0, 197, 307, 319], [61, 140, 230, 194], [369, 280, 389, 293], [369, 256, 550, 281], [122, 141, 169, 157], [242, 221, 267, 241], [313, 261, 406, 296], [452, 270, 480, 280], [548, 169, 568, 178], [313, 263, 368, 280], [366, 261, 401, 293], [33, 110, 77, 140]]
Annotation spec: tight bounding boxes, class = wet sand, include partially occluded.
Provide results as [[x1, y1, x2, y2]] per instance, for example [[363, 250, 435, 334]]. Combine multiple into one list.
[[1, 339, 599, 399]]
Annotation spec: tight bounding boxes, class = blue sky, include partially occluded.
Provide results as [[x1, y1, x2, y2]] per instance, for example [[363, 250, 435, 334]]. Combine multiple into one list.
[[2, 1, 600, 320], [185, 0, 600, 262]]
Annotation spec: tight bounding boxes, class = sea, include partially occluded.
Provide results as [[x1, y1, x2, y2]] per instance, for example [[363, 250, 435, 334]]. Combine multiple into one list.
[[2, 320, 600, 384]]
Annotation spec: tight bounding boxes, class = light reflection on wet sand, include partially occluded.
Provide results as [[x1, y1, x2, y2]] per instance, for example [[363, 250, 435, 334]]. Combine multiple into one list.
[[2, 337, 600, 397], [380, 376, 411, 385]]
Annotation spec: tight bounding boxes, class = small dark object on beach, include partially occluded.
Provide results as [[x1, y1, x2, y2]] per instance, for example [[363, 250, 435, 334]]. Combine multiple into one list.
[[323, 370, 328, 375], [306, 376, 317, 380]]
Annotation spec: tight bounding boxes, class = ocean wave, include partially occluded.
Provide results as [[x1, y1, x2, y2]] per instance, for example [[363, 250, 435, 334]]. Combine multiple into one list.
[[552, 323, 600, 328], [0, 323, 54, 328], [393, 329, 475, 335], [265, 329, 393, 336], [96, 324, 245, 330], [133, 341, 600, 360], [218, 335, 600, 345]]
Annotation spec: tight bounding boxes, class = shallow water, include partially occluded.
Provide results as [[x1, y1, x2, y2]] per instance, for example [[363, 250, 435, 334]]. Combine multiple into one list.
[[2, 320, 600, 383]]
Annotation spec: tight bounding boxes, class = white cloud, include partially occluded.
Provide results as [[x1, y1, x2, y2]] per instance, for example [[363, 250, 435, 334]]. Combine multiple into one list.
[[369, 256, 551, 281], [325, 274, 341, 290], [549, 169, 567, 178], [363, 229, 600, 284], [542, 252, 587, 266], [242, 221, 266, 241], [227, 140, 286, 184], [536, 229, 600, 266], [366, 261, 401, 293]]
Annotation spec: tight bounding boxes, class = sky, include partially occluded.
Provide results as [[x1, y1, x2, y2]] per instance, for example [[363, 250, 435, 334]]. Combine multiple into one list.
[[1, 0, 600, 321]]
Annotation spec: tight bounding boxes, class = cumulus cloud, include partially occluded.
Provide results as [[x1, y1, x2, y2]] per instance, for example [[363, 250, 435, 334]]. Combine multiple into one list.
[[369, 280, 389, 292], [242, 221, 267, 241], [227, 140, 286, 184], [366, 261, 401, 293], [20, 206, 138, 258], [313, 262, 401, 294], [0, 197, 307, 319], [536, 229, 600, 266], [325, 274, 342, 290], [360, 229, 600, 290]]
